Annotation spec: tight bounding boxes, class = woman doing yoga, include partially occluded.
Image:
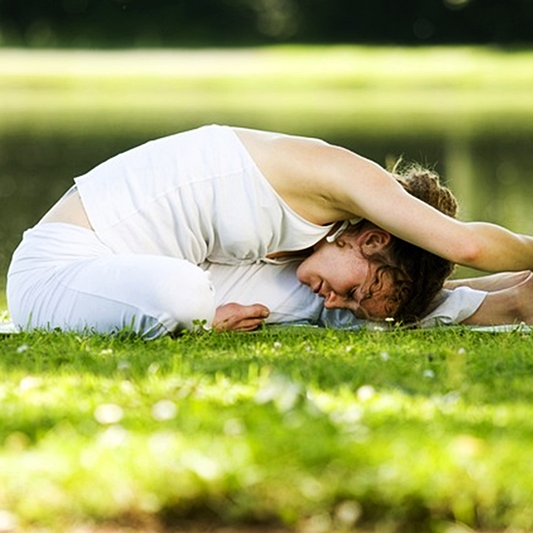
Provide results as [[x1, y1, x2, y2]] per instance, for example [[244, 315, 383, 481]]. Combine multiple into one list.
[[7, 125, 533, 337]]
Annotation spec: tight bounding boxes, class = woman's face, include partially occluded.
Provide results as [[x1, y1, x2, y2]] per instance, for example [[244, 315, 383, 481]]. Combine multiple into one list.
[[296, 231, 397, 320]]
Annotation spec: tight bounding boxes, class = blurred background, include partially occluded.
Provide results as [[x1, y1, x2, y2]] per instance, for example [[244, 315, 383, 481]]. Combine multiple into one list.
[[2, 0, 533, 47], [1, 0, 533, 302]]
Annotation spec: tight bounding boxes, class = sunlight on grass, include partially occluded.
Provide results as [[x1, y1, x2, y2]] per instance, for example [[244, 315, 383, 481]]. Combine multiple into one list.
[[1, 46, 533, 137], [1, 327, 533, 530]]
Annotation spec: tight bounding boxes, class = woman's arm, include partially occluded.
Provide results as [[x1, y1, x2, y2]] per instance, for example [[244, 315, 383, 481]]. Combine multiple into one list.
[[235, 128, 533, 272], [315, 144, 533, 272], [259, 134, 533, 272]]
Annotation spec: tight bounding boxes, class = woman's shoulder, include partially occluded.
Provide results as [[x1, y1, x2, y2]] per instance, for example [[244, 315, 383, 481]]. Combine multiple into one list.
[[232, 126, 327, 150], [232, 127, 346, 224], [232, 126, 334, 186]]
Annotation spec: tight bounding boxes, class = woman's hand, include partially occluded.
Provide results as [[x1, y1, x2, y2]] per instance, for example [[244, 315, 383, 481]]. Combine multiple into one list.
[[213, 303, 270, 332]]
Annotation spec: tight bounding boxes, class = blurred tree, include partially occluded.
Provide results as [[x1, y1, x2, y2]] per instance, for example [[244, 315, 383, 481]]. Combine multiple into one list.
[[0, 0, 531, 47]]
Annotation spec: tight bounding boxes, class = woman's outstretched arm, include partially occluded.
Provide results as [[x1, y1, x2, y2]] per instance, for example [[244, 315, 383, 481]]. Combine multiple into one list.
[[239, 129, 533, 273], [314, 143, 533, 272]]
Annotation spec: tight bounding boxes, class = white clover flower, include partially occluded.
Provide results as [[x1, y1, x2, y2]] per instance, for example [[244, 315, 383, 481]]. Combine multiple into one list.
[[94, 403, 124, 424], [19, 376, 42, 392], [152, 400, 178, 421], [0, 509, 18, 532], [357, 385, 375, 401]]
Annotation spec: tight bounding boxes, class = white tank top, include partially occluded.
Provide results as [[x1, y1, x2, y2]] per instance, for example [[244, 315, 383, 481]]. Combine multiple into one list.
[[75, 125, 334, 265]]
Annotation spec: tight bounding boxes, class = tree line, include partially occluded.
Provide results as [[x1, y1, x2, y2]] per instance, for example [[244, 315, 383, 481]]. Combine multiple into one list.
[[0, 0, 531, 48]]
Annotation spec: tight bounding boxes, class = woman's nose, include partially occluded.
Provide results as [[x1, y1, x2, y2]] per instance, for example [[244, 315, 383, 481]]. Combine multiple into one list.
[[324, 291, 342, 309]]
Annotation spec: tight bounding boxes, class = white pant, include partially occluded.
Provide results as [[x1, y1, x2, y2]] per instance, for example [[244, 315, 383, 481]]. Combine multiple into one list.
[[7, 223, 216, 339]]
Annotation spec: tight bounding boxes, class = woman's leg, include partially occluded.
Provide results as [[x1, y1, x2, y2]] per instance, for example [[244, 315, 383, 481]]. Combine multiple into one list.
[[460, 272, 533, 326], [445, 271, 531, 291], [49, 254, 216, 337], [7, 225, 215, 338]]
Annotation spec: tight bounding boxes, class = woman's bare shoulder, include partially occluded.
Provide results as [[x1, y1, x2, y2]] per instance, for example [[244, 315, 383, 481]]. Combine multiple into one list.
[[232, 126, 394, 225], [232, 127, 348, 223], [232, 126, 328, 157]]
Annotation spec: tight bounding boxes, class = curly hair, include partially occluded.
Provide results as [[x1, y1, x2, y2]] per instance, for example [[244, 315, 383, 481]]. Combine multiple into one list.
[[346, 163, 458, 324]]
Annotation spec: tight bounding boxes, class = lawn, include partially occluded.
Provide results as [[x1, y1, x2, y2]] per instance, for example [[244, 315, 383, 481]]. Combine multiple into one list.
[[1, 325, 533, 532], [1, 46, 533, 138]]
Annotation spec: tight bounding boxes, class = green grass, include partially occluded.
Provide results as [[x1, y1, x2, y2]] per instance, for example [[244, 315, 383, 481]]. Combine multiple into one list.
[[1, 326, 533, 532], [1, 46, 533, 138]]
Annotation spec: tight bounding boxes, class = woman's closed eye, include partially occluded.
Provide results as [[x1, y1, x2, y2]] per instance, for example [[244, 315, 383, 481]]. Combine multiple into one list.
[[347, 286, 360, 301]]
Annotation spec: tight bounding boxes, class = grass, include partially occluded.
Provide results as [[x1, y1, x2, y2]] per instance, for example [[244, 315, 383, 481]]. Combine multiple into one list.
[[1, 325, 533, 532], [1, 46, 533, 138]]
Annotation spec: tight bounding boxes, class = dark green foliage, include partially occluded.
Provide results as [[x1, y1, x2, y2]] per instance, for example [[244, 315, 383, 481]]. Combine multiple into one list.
[[0, 0, 532, 47]]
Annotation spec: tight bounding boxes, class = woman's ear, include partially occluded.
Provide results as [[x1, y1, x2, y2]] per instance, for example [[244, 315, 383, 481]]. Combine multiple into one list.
[[356, 229, 391, 255]]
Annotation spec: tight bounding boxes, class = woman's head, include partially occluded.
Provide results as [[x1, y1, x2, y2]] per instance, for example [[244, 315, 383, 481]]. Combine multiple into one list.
[[349, 163, 459, 323], [297, 163, 458, 324], [296, 226, 398, 320]]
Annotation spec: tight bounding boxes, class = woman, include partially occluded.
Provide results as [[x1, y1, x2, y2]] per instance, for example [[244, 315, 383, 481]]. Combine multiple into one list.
[[7, 124, 533, 337]]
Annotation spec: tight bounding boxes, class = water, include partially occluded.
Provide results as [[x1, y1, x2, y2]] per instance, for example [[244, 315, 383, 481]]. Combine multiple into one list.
[[1, 121, 533, 292]]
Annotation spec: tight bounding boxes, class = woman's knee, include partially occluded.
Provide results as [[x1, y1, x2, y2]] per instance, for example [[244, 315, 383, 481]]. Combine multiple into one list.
[[146, 260, 216, 332], [8, 253, 218, 336]]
